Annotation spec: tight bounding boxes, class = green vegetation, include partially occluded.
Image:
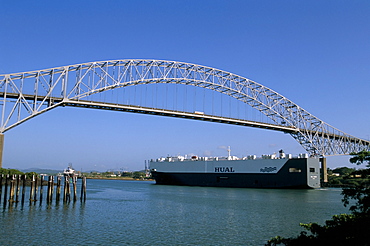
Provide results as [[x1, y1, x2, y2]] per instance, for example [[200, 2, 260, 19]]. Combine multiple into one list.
[[84, 170, 151, 180], [0, 168, 24, 175], [326, 166, 368, 187], [266, 150, 370, 246], [132, 171, 146, 179], [0, 168, 40, 179]]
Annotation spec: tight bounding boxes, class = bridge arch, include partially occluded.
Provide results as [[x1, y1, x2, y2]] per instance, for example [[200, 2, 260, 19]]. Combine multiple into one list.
[[0, 59, 369, 156]]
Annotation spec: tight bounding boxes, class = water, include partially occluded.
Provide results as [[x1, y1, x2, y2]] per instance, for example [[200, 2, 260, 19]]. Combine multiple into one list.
[[1, 179, 348, 245]]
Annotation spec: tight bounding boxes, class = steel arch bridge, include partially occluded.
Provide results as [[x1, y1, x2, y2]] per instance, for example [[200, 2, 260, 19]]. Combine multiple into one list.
[[0, 59, 369, 158]]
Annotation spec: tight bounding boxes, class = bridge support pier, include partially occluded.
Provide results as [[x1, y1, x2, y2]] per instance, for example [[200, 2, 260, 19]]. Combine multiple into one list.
[[320, 157, 328, 183], [0, 134, 3, 168]]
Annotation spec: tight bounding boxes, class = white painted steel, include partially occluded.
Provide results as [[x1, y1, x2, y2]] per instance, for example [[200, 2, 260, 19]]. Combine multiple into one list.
[[0, 59, 368, 156]]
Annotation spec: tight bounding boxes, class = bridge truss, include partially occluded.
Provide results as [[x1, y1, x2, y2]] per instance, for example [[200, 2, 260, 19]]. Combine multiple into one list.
[[0, 59, 368, 156]]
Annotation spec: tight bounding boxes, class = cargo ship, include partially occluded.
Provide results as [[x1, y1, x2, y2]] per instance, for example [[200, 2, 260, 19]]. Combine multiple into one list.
[[150, 148, 321, 189]]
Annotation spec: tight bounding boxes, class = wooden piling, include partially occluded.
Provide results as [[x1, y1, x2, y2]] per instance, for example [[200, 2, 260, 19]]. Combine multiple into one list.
[[9, 175, 15, 203], [80, 177, 83, 202], [0, 174, 3, 204], [46, 176, 50, 202], [1, 173, 87, 208], [56, 176, 61, 202], [47, 175, 52, 203], [50, 176, 54, 202], [29, 175, 35, 204], [63, 176, 70, 202], [16, 175, 21, 203], [72, 176, 77, 202], [66, 177, 71, 202], [80, 176, 86, 202], [63, 176, 66, 202], [39, 175, 44, 205], [3, 175, 9, 208], [21, 175, 26, 206], [33, 175, 38, 204]]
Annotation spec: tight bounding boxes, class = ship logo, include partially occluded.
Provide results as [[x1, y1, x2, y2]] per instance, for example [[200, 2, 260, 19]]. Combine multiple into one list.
[[260, 167, 277, 173]]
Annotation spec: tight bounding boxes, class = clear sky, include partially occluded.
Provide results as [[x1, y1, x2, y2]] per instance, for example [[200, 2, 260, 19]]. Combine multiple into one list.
[[0, 0, 369, 171]]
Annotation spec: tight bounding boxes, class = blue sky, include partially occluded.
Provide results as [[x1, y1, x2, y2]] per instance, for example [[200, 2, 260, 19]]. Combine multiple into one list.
[[1, 0, 369, 171]]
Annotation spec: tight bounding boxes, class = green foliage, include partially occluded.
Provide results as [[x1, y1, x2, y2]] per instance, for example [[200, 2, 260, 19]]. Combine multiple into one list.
[[266, 150, 370, 246], [25, 172, 38, 179], [132, 171, 145, 179], [326, 166, 364, 187], [342, 178, 370, 215], [332, 166, 355, 176], [327, 175, 343, 185], [0, 168, 24, 175], [266, 214, 370, 246], [342, 151, 370, 215], [349, 150, 370, 167], [121, 172, 133, 177]]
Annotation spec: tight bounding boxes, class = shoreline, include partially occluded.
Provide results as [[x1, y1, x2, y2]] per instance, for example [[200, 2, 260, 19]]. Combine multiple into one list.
[[85, 177, 154, 181]]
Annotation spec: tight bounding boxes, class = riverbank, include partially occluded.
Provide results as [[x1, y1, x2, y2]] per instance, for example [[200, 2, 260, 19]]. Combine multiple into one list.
[[85, 176, 154, 181]]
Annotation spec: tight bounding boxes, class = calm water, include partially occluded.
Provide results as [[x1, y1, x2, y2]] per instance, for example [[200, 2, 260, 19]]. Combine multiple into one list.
[[1, 179, 348, 245]]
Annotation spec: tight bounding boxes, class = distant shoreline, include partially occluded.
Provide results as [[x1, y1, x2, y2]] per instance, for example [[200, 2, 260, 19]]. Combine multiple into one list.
[[85, 177, 154, 181]]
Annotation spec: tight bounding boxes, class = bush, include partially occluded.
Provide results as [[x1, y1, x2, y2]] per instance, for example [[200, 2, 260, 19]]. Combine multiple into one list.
[[0, 168, 24, 175]]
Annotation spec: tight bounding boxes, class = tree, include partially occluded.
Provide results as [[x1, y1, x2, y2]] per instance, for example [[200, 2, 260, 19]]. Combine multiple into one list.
[[349, 150, 370, 166], [266, 150, 370, 246], [25, 172, 38, 179], [132, 171, 145, 179], [121, 172, 133, 178], [331, 166, 355, 176], [0, 168, 24, 175], [342, 150, 370, 215]]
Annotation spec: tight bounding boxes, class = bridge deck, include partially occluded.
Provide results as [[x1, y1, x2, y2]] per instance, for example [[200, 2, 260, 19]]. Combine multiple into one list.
[[61, 99, 299, 133], [1, 92, 369, 147]]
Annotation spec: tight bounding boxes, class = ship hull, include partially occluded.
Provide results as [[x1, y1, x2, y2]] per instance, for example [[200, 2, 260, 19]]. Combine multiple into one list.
[[152, 172, 312, 189], [150, 158, 320, 189]]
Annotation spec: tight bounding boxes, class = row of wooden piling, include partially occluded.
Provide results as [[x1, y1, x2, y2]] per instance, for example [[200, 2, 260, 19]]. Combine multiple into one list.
[[0, 174, 86, 208]]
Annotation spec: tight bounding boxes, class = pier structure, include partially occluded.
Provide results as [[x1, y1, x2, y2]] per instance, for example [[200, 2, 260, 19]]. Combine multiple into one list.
[[0, 174, 86, 209]]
